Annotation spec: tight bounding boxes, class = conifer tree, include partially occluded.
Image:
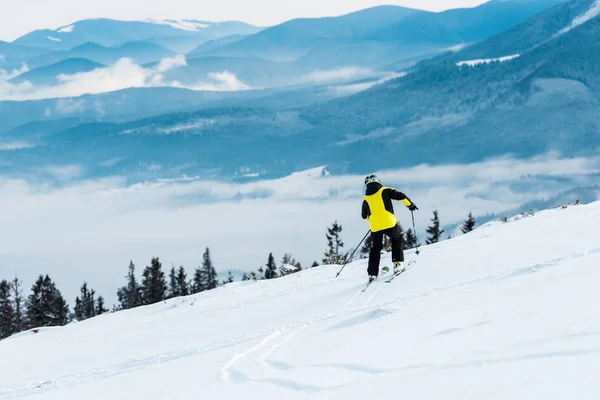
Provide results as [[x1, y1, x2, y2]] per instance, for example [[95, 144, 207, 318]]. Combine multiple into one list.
[[140, 257, 167, 305], [223, 271, 235, 285], [241, 273, 250, 281], [360, 234, 373, 258], [74, 282, 98, 321], [0, 280, 14, 339], [311, 261, 319, 268], [404, 229, 417, 249], [202, 248, 219, 290], [281, 253, 302, 275], [176, 266, 189, 296], [117, 261, 142, 310], [461, 212, 476, 234], [264, 253, 278, 280], [192, 264, 204, 293], [426, 210, 445, 244], [168, 267, 179, 298], [96, 296, 108, 315], [11, 277, 24, 333], [26, 275, 69, 328], [322, 221, 346, 264]]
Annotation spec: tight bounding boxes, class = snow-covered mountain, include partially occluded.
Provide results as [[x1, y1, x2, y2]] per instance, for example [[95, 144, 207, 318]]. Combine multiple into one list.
[[12, 19, 262, 53], [2, 200, 599, 398]]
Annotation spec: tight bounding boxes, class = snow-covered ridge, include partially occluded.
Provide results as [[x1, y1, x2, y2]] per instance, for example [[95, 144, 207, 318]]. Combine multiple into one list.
[[457, 54, 520, 67], [558, 0, 600, 36], [145, 19, 210, 31], [57, 25, 75, 33], [46, 36, 62, 42], [1, 201, 599, 398]]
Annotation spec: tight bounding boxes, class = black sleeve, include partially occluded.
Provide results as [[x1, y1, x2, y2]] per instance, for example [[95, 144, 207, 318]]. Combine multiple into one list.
[[362, 200, 370, 219], [387, 189, 408, 201]]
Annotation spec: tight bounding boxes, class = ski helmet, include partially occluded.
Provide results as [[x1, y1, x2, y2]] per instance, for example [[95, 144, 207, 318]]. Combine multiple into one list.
[[364, 174, 380, 186]]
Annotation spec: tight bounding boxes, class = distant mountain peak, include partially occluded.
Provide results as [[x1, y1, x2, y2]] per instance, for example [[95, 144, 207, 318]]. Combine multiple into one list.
[[143, 19, 212, 32]]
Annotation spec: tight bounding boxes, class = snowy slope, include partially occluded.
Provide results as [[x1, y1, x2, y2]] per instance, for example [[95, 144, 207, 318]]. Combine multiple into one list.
[[2, 202, 600, 399]]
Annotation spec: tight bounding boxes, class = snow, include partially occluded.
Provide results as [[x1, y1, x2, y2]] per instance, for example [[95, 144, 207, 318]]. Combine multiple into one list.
[[457, 54, 520, 67], [558, 0, 600, 36], [2, 201, 600, 399], [145, 19, 210, 31], [46, 36, 62, 42], [57, 25, 75, 33]]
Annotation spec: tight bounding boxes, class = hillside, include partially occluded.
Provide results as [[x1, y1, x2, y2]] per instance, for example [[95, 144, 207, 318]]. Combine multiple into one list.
[[1, 200, 599, 398]]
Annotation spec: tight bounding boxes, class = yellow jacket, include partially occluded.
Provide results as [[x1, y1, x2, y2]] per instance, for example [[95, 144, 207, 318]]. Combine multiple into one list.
[[362, 184, 413, 232]]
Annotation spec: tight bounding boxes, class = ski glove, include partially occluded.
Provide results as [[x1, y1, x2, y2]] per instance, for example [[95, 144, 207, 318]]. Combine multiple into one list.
[[408, 204, 418, 211]]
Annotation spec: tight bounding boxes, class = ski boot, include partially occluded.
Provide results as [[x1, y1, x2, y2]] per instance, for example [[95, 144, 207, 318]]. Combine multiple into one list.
[[393, 261, 404, 275], [368, 275, 377, 284]]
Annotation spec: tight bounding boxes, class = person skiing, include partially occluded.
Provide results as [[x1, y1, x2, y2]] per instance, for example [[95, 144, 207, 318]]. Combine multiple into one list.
[[362, 174, 418, 282]]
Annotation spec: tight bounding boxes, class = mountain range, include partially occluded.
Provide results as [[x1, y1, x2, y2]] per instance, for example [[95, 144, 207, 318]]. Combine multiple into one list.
[[4, 0, 598, 186]]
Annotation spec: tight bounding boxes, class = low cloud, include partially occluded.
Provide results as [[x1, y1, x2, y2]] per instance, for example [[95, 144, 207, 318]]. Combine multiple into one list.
[[2, 153, 598, 306], [0, 55, 251, 101], [300, 67, 391, 84]]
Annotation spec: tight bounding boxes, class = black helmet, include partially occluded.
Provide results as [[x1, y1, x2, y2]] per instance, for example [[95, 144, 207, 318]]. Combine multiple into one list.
[[364, 174, 381, 186]]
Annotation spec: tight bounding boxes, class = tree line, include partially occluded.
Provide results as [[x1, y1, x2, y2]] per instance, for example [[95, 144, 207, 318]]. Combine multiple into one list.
[[0, 211, 476, 340]]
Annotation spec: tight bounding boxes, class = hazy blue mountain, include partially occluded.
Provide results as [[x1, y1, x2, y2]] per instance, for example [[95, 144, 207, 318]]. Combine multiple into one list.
[[9, 58, 104, 85], [187, 35, 249, 57], [12, 19, 262, 52], [0, 41, 50, 68], [205, 1, 566, 68], [25, 41, 174, 69], [204, 6, 423, 62], [155, 56, 312, 88]]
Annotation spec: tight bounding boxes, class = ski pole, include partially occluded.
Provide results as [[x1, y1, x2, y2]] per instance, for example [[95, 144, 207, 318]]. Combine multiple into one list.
[[411, 211, 420, 256], [336, 230, 370, 277]]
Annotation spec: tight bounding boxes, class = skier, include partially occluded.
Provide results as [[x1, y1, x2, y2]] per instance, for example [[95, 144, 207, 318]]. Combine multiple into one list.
[[362, 174, 418, 282]]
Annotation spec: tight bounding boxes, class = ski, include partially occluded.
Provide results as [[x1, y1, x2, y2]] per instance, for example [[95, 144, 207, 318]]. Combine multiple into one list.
[[385, 260, 416, 283]]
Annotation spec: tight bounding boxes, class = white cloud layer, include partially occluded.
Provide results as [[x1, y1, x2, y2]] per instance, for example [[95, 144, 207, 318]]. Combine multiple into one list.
[[0, 153, 598, 306], [0, 55, 251, 101]]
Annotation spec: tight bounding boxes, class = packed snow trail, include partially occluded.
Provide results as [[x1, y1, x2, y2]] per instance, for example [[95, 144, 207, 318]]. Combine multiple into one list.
[[1, 202, 600, 399]]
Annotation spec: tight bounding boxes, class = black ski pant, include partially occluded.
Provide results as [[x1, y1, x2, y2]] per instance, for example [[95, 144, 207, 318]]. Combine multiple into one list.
[[368, 224, 404, 277]]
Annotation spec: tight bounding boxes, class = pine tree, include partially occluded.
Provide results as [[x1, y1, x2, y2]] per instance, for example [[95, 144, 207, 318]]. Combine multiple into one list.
[[193, 248, 219, 292], [461, 212, 476, 234], [117, 261, 142, 310], [360, 234, 373, 258], [0, 280, 15, 339], [168, 267, 179, 298], [264, 253, 278, 280], [202, 248, 219, 290], [11, 277, 24, 333], [322, 221, 346, 264], [241, 273, 250, 281], [404, 229, 417, 249], [74, 282, 99, 321], [26, 275, 69, 328], [311, 261, 319, 268], [223, 271, 235, 285], [96, 296, 108, 315], [140, 257, 167, 305], [426, 210, 445, 244], [176, 266, 189, 296]]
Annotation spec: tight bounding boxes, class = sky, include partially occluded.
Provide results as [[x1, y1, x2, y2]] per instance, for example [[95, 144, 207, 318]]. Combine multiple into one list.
[[0, 0, 488, 41], [0, 154, 597, 307]]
